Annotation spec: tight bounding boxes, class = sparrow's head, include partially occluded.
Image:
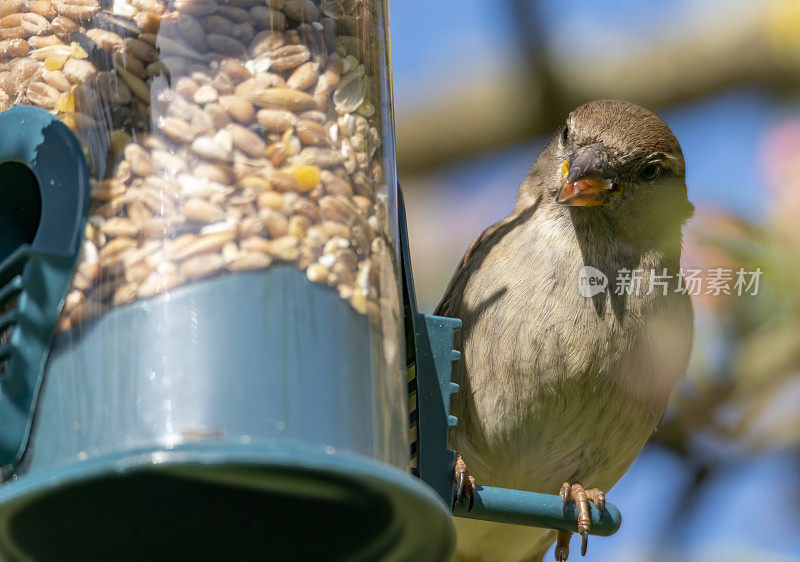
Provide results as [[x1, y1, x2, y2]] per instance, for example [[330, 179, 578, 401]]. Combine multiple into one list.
[[524, 100, 693, 240]]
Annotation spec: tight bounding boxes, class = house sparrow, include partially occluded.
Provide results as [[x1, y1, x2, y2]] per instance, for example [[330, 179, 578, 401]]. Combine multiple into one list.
[[435, 100, 694, 562]]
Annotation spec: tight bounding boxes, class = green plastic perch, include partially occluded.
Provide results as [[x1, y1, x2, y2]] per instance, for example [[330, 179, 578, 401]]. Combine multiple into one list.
[[452, 485, 622, 536]]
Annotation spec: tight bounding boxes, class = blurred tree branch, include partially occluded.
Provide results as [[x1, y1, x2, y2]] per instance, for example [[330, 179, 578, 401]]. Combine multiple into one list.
[[397, 4, 800, 175], [506, 0, 564, 134]]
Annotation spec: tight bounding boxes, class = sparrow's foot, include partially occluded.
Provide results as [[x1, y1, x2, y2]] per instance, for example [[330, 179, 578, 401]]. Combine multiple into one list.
[[452, 451, 476, 511], [559, 482, 606, 557], [555, 530, 572, 562]]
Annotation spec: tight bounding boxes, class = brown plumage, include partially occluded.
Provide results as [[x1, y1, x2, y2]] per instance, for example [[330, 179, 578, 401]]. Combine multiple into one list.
[[436, 100, 694, 562]]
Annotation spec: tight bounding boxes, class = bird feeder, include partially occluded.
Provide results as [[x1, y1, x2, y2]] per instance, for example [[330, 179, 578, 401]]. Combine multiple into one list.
[[0, 1, 620, 560]]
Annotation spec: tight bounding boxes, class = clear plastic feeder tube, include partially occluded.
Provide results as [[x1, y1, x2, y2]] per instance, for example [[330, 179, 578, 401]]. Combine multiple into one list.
[[0, 0, 407, 471]]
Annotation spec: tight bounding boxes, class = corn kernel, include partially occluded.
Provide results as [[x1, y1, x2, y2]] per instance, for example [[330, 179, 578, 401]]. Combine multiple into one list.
[[55, 92, 75, 113], [290, 165, 322, 192], [350, 288, 368, 315], [70, 42, 89, 59], [44, 55, 68, 71]]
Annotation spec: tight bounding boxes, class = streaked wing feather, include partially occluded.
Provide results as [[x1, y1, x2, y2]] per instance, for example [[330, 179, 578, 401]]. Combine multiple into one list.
[[434, 215, 517, 317]]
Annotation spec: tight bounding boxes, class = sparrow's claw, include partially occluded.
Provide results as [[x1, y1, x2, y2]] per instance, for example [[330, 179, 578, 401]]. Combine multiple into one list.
[[587, 488, 605, 520], [560, 482, 607, 557], [455, 470, 466, 508], [555, 530, 571, 562], [452, 451, 477, 511], [559, 482, 571, 515]]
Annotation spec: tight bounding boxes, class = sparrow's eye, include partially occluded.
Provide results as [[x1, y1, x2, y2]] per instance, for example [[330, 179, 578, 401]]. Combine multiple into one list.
[[561, 125, 569, 144], [640, 163, 661, 181]]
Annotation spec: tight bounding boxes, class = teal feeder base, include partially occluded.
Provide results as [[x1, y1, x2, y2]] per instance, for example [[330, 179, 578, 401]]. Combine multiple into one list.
[[2, 268, 454, 560], [0, 442, 454, 561]]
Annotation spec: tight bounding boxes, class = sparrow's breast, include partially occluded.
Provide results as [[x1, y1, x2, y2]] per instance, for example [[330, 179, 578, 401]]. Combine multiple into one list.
[[450, 217, 692, 493]]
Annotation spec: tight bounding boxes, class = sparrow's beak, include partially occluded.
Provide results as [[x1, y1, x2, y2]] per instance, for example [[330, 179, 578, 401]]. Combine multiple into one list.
[[557, 142, 621, 207]]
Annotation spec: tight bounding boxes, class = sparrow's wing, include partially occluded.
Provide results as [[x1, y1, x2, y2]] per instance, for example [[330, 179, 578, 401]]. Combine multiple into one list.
[[434, 215, 518, 317], [435, 196, 541, 317]]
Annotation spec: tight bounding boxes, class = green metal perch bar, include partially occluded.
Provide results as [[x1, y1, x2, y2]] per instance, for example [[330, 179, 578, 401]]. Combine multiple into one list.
[[452, 485, 622, 536]]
